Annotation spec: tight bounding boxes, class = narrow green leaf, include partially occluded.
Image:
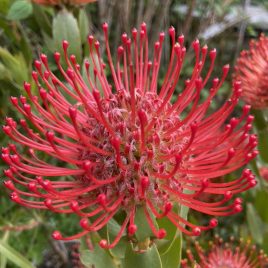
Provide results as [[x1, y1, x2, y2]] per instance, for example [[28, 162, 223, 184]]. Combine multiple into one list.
[[246, 203, 264, 244], [7, 0, 33, 20], [123, 244, 162, 268], [0, 63, 11, 80], [80, 247, 117, 268], [160, 235, 182, 268], [254, 190, 268, 222], [134, 207, 158, 241], [53, 10, 82, 63], [157, 216, 177, 254], [0, 232, 9, 268], [78, 9, 89, 44], [0, 0, 9, 14], [0, 241, 34, 268], [32, 4, 52, 36], [107, 219, 127, 259], [0, 47, 28, 85]]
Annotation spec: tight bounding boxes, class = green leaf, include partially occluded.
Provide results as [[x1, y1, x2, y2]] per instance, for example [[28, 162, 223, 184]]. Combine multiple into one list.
[[0, 47, 28, 85], [134, 207, 158, 241], [258, 130, 268, 163], [261, 231, 268, 254], [254, 190, 268, 222], [252, 109, 267, 130], [32, 4, 52, 36], [7, 0, 33, 20], [0, 63, 11, 80], [160, 235, 182, 268], [78, 9, 89, 44], [53, 10, 82, 63], [0, 241, 34, 268], [123, 244, 162, 268], [0, 232, 9, 268], [18, 23, 33, 65], [157, 216, 177, 254], [246, 203, 264, 244], [80, 247, 117, 268], [0, 0, 9, 14], [107, 219, 127, 259]]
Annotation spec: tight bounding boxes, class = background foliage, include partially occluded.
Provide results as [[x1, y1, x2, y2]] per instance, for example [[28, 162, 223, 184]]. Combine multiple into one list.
[[1, 0, 268, 267]]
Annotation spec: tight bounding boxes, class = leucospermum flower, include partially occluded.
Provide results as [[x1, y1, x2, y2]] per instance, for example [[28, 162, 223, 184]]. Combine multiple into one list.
[[32, 0, 96, 6], [2, 23, 257, 249], [234, 34, 268, 109], [181, 236, 268, 268]]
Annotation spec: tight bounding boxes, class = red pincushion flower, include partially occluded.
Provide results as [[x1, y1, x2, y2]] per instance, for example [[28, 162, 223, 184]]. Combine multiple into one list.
[[2, 23, 257, 249], [234, 34, 268, 109], [181, 236, 268, 268]]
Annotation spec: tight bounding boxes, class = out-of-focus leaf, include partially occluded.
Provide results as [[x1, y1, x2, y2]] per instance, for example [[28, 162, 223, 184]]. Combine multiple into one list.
[[0, 47, 28, 85], [80, 247, 116, 268], [0, 232, 9, 268], [258, 130, 268, 164], [246, 203, 264, 244], [262, 231, 268, 255], [254, 190, 268, 222], [253, 109, 266, 130], [157, 215, 177, 254], [0, 63, 11, 80], [18, 23, 32, 65], [0, 241, 34, 268], [78, 9, 89, 44], [252, 109, 268, 163], [32, 4, 52, 36], [160, 235, 181, 268], [7, 0, 33, 21], [0, 0, 9, 14], [53, 10, 82, 63], [123, 244, 162, 268]]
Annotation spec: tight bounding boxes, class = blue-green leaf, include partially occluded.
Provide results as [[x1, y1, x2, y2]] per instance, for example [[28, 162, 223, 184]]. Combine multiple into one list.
[[7, 0, 33, 20], [53, 10, 82, 63], [80, 246, 117, 268]]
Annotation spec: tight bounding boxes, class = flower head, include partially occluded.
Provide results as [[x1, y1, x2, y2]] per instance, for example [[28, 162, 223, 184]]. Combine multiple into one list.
[[2, 23, 257, 249], [234, 34, 268, 109], [32, 0, 96, 6], [181, 236, 268, 268]]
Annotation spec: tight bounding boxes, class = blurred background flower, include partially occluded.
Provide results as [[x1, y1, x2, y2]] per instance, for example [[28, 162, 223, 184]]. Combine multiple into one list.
[[1, 0, 268, 267], [234, 34, 268, 109], [181, 235, 268, 268]]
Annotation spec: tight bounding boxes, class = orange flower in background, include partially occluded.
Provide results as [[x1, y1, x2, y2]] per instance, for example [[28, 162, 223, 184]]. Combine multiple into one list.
[[234, 34, 268, 109], [32, 0, 96, 6], [181, 236, 268, 268]]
